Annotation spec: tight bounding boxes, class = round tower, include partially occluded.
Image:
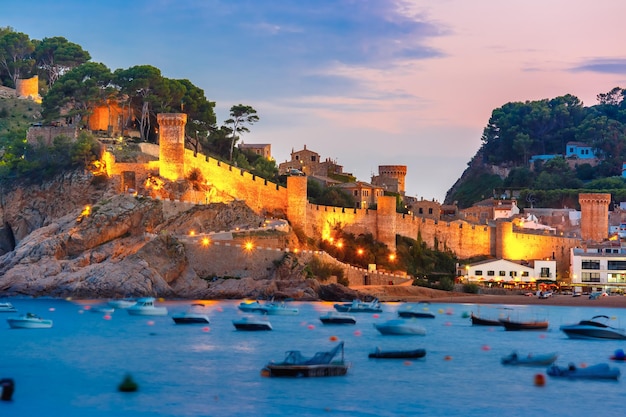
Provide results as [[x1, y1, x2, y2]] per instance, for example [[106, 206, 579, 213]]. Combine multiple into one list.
[[376, 195, 397, 252], [158, 113, 187, 181], [15, 75, 41, 103], [286, 175, 307, 232], [378, 165, 407, 195], [579, 193, 611, 242]]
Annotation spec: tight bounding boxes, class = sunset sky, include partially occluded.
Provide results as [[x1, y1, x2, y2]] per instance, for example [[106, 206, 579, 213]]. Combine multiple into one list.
[[3, 0, 626, 202]]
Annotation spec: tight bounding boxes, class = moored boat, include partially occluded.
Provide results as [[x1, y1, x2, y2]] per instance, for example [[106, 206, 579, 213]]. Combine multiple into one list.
[[319, 311, 357, 325], [368, 348, 426, 359], [107, 298, 136, 309], [501, 351, 558, 366], [261, 341, 348, 377], [547, 363, 620, 380], [7, 312, 53, 329], [0, 302, 17, 313], [334, 298, 382, 313], [238, 300, 266, 313], [374, 319, 426, 336], [127, 297, 168, 316], [259, 302, 299, 316], [233, 316, 273, 331], [470, 312, 503, 326], [499, 318, 548, 331], [172, 310, 210, 324], [398, 303, 435, 319], [560, 315, 626, 340]]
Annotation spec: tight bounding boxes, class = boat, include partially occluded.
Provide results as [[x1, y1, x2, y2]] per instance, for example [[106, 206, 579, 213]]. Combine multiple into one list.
[[172, 309, 210, 324], [397, 303, 435, 319], [233, 316, 273, 331], [501, 351, 558, 366], [261, 341, 348, 377], [547, 363, 621, 380], [334, 298, 382, 313], [7, 313, 53, 329], [0, 302, 17, 313], [373, 319, 426, 336], [559, 315, 626, 340], [470, 312, 504, 326], [499, 318, 548, 331], [368, 348, 426, 359], [259, 302, 299, 316], [610, 349, 626, 361], [126, 297, 168, 316], [107, 298, 136, 309], [238, 300, 266, 313], [319, 311, 357, 325], [90, 305, 115, 314]]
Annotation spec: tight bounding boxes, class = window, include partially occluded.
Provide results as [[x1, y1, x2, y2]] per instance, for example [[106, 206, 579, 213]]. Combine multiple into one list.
[[521, 271, 529, 277], [475, 270, 483, 276], [581, 260, 600, 270], [295, 155, 299, 160], [608, 260, 626, 270], [311, 156, 316, 162], [428, 208, 433, 214], [608, 273, 626, 283], [353, 190, 358, 196], [487, 271, 495, 276], [581, 272, 601, 283], [419, 208, 423, 214], [540, 267, 551, 278], [499, 271, 506, 277]]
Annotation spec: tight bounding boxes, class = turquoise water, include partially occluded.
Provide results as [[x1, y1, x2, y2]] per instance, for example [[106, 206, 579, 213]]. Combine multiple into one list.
[[1, 298, 626, 416]]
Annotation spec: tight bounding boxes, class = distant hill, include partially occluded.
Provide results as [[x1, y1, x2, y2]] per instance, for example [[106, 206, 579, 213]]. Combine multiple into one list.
[[444, 88, 626, 209]]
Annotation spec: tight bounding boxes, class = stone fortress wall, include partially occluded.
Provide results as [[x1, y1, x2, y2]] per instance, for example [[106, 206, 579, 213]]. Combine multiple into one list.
[[15, 75, 41, 103], [103, 113, 601, 282]]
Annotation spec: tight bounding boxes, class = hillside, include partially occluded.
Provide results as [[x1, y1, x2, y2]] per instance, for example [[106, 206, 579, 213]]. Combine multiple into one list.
[[0, 87, 42, 136]]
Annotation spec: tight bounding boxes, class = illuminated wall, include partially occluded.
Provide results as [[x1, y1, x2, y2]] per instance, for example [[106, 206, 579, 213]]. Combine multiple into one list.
[[579, 193, 610, 242], [15, 76, 41, 103], [158, 113, 187, 181]]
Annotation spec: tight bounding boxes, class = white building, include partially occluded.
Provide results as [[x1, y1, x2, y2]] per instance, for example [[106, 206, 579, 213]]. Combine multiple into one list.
[[570, 246, 626, 293], [461, 258, 556, 288]]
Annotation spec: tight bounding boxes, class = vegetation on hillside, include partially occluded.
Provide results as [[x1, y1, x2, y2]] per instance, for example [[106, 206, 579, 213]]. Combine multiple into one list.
[[447, 87, 626, 208]]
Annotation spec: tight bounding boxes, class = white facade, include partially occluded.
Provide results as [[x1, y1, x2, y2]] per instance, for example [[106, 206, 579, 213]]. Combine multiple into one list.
[[570, 246, 626, 292], [462, 258, 556, 285]]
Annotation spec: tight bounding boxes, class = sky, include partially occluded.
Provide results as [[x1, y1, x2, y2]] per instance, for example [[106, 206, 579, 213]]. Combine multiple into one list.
[[3, 0, 626, 203]]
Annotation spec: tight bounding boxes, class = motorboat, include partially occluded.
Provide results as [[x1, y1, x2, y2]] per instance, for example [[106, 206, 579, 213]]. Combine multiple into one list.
[[172, 309, 210, 324], [261, 341, 348, 377], [559, 315, 626, 340], [373, 319, 426, 336], [127, 297, 168, 316], [319, 311, 357, 325], [397, 303, 435, 319], [259, 302, 299, 316], [499, 318, 548, 331], [237, 300, 266, 313], [501, 351, 558, 366], [547, 363, 620, 380], [470, 312, 503, 326], [233, 316, 273, 331], [334, 298, 382, 313], [107, 298, 136, 309], [368, 348, 426, 359], [90, 305, 115, 314], [7, 313, 53, 329], [0, 302, 17, 313]]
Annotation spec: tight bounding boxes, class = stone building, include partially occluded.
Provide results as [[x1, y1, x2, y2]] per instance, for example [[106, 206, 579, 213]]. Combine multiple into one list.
[[333, 181, 385, 209], [371, 165, 407, 196], [277, 145, 344, 177], [239, 143, 272, 160]]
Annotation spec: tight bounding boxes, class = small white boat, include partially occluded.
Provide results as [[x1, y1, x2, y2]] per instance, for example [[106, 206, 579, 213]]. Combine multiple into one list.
[[319, 311, 357, 325], [560, 315, 626, 340], [0, 302, 17, 313], [547, 363, 621, 380], [334, 298, 382, 313], [233, 316, 273, 331], [259, 302, 299, 316], [172, 308, 210, 324], [90, 305, 115, 314], [108, 298, 136, 309], [238, 300, 266, 313], [374, 319, 426, 336], [7, 313, 53, 329], [127, 297, 168, 316], [501, 351, 558, 366]]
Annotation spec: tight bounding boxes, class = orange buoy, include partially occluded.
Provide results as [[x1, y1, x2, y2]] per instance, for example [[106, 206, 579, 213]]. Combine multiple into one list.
[[444, 355, 452, 361], [329, 335, 338, 341], [534, 373, 546, 386]]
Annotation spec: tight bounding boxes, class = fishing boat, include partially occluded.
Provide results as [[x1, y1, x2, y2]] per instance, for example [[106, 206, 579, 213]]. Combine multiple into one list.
[[334, 298, 382, 313], [7, 313, 53, 329], [127, 297, 168, 316], [319, 311, 357, 325], [499, 318, 548, 331], [470, 312, 503, 326], [547, 363, 620, 380], [368, 348, 426, 359], [560, 315, 626, 340], [261, 341, 348, 377], [500, 351, 558, 366]]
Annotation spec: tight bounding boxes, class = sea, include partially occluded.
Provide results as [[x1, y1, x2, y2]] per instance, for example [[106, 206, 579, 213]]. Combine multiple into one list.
[[2, 297, 626, 417]]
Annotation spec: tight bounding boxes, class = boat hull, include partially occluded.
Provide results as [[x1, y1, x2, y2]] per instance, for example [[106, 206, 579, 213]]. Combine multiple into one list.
[[374, 320, 426, 336], [127, 308, 168, 316], [263, 364, 348, 377], [547, 364, 620, 380], [398, 311, 435, 319], [369, 349, 426, 359], [7, 318, 53, 329], [501, 352, 558, 366], [320, 317, 357, 325], [470, 314, 503, 326], [172, 316, 210, 324], [499, 319, 548, 331], [233, 323, 272, 331], [560, 327, 626, 340]]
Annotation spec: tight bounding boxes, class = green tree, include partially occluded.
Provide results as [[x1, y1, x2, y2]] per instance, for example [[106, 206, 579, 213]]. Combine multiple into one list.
[[34, 36, 91, 88], [0, 29, 35, 87], [224, 104, 259, 162]]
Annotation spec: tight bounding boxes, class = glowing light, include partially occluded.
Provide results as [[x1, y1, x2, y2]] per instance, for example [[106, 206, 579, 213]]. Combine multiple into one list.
[[357, 248, 364, 256], [293, 248, 299, 253], [81, 205, 91, 216], [201, 237, 211, 247], [244, 241, 254, 251], [389, 254, 396, 262], [336, 241, 343, 249], [189, 230, 196, 237]]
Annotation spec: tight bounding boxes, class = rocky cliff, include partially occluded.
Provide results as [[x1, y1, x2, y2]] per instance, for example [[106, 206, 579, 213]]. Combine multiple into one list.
[[0, 170, 364, 301]]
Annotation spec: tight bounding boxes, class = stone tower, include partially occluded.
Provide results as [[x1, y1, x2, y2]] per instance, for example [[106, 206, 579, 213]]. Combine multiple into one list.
[[286, 175, 307, 231], [376, 196, 397, 252], [579, 193, 611, 242], [375, 165, 407, 195], [15, 75, 41, 103], [158, 113, 187, 181]]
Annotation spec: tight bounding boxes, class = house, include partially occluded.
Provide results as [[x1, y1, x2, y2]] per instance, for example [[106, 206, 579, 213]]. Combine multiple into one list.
[[566, 142, 595, 159], [239, 143, 272, 160], [278, 145, 345, 177], [570, 245, 626, 294], [460, 198, 519, 224], [333, 181, 385, 209], [460, 258, 557, 289]]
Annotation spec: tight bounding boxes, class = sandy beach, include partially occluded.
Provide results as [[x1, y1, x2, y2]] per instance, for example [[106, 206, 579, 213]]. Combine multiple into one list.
[[354, 285, 626, 308]]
